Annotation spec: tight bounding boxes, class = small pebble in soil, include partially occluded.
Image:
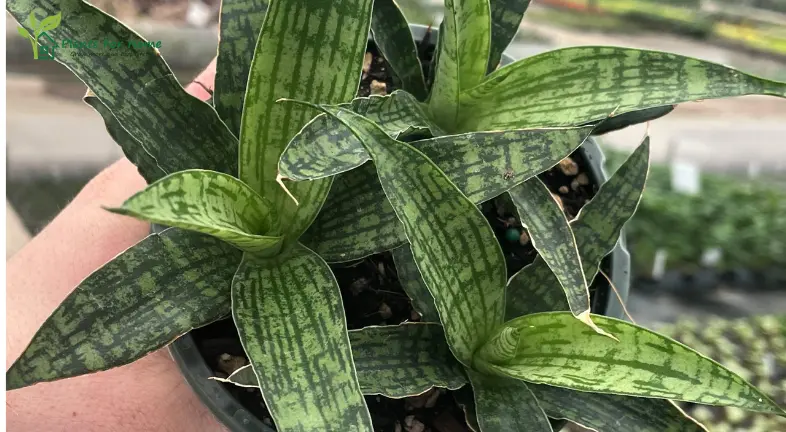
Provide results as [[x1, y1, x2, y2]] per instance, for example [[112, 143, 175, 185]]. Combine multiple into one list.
[[558, 157, 579, 176], [570, 178, 580, 191], [371, 80, 387, 95], [363, 52, 373, 74], [558, 185, 569, 194], [504, 227, 521, 243], [576, 172, 589, 185], [217, 353, 247, 375], [379, 302, 393, 319], [519, 231, 530, 246], [404, 415, 426, 432]]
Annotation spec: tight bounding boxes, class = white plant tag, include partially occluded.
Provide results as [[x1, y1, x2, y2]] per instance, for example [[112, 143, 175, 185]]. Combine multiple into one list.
[[670, 161, 701, 195], [701, 247, 723, 267], [652, 249, 668, 280]]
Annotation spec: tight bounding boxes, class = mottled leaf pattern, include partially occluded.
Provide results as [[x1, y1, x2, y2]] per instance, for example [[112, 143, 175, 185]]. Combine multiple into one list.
[[475, 312, 786, 415], [214, 0, 268, 135], [232, 245, 373, 431], [8, 0, 238, 175], [239, 0, 372, 240], [279, 91, 439, 181], [487, 0, 530, 72], [83, 92, 165, 183], [459, 47, 786, 131], [308, 105, 506, 365], [506, 137, 649, 318], [591, 105, 674, 135], [391, 246, 439, 322], [370, 0, 428, 99], [529, 384, 708, 432], [429, 0, 492, 131], [7, 229, 240, 390], [108, 170, 284, 254], [468, 371, 553, 432], [305, 126, 592, 261], [509, 178, 589, 318], [216, 323, 468, 397]]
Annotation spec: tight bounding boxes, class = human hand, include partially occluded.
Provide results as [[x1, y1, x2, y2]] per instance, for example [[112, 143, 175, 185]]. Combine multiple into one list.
[[6, 58, 226, 432]]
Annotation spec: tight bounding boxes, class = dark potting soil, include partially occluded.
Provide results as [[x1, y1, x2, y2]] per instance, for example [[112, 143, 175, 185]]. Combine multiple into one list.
[[189, 36, 612, 431]]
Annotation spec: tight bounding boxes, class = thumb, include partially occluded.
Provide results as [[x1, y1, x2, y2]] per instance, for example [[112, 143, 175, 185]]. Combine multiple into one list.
[[185, 56, 217, 101]]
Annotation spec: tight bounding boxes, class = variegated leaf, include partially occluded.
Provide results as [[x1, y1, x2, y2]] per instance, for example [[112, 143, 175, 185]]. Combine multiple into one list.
[[468, 371, 553, 432], [529, 384, 708, 432], [304, 125, 592, 261], [301, 104, 506, 366], [509, 179, 591, 324], [590, 105, 674, 135], [214, 323, 467, 397], [279, 91, 439, 181], [214, 0, 269, 135], [8, 0, 238, 175], [7, 229, 240, 390], [506, 137, 649, 318], [232, 244, 373, 431], [429, 0, 492, 131], [239, 0, 373, 240], [391, 246, 439, 322], [83, 92, 165, 183], [487, 0, 530, 72], [107, 170, 283, 254], [370, 0, 428, 99], [459, 47, 786, 131], [475, 312, 786, 416]]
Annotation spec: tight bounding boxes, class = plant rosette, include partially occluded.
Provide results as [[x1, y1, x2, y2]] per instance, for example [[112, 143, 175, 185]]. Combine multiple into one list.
[[6, 0, 786, 431]]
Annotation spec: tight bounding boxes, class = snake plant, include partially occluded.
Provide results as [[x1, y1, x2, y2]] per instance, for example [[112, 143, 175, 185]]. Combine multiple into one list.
[[6, 0, 786, 431]]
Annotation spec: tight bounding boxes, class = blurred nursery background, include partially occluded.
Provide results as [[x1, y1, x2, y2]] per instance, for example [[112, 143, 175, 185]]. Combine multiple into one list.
[[6, 0, 786, 430]]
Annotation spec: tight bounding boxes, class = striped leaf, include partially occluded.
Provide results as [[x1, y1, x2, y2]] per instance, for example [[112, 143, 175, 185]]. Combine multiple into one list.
[[529, 384, 707, 432], [591, 105, 675, 136], [429, 0, 492, 131], [107, 170, 284, 254], [239, 0, 373, 240], [83, 91, 165, 183], [370, 0, 428, 100], [506, 137, 649, 318], [305, 105, 506, 366], [216, 323, 467, 397], [231, 244, 373, 431], [468, 371, 553, 432], [214, 0, 269, 135], [459, 47, 786, 131], [7, 229, 240, 390], [8, 0, 238, 175], [454, 385, 482, 432], [304, 124, 592, 261], [475, 312, 786, 416], [391, 246, 439, 322], [509, 179, 593, 326], [487, 0, 531, 72], [279, 91, 439, 181]]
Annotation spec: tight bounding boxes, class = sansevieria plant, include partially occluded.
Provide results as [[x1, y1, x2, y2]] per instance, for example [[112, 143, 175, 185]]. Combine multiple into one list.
[[7, 0, 786, 431]]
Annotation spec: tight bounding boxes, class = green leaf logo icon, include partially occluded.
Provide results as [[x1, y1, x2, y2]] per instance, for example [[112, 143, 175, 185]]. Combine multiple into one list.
[[18, 11, 61, 60]]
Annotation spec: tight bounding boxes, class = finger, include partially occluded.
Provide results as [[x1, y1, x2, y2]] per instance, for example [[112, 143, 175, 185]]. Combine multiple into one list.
[[185, 56, 218, 101]]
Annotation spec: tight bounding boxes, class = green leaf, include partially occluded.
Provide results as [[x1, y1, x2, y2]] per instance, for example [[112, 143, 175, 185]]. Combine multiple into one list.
[[17, 25, 30, 39], [459, 47, 786, 131], [83, 91, 165, 183], [591, 105, 675, 135], [7, 229, 240, 390], [214, 0, 269, 136], [454, 385, 482, 432], [7, 1, 238, 176], [279, 91, 439, 181], [238, 0, 373, 240], [304, 124, 592, 261], [506, 137, 649, 318], [508, 179, 592, 325], [231, 244, 373, 431], [37, 11, 61, 33], [107, 170, 284, 254], [475, 312, 786, 416], [468, 371, 553, 432], [429, 0, 492, 131], [215, 323, 468, 397], [370, 0, 428, 100], [304, 104, 506, 366], [391, 246, 439, 322], [529, 384, 708, 432], [27, 11, 38, 30], [487, 0, 531, 72]]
